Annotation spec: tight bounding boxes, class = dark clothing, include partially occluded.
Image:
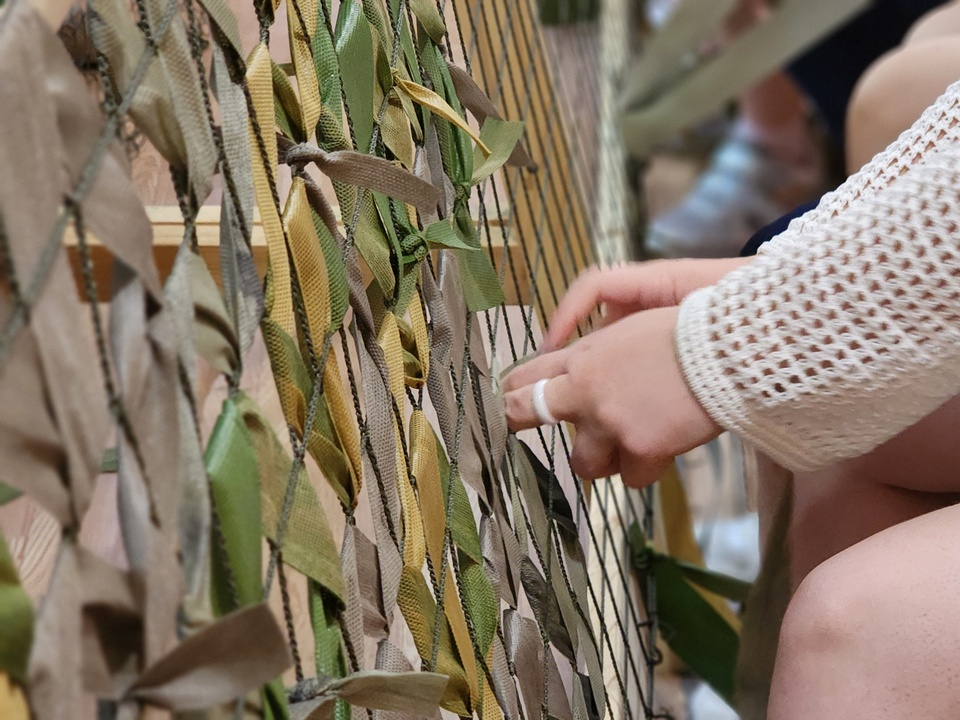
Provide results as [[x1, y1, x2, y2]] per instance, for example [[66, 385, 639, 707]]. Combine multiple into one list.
[[787, 0, 947, 151], [740, 200, 818, 256], [744, 1, 948, 255]]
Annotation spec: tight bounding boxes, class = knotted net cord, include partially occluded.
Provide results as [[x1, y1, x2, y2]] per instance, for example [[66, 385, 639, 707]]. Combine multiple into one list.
[[0, 0, 672, 716]]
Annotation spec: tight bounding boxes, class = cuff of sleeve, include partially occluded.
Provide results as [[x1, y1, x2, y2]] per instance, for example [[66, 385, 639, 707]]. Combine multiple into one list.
[[675, 287, 828, 473]]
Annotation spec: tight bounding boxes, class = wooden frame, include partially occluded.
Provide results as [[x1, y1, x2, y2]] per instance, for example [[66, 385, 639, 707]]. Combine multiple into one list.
[[64, 205, 525, 304]]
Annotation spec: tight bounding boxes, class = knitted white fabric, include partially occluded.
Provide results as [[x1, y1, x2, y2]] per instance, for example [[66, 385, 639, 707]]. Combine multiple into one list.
[[676, 80, 960, 472]]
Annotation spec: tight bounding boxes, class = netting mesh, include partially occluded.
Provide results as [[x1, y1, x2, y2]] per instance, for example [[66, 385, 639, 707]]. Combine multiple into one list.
[[0, 0, 671, 717]]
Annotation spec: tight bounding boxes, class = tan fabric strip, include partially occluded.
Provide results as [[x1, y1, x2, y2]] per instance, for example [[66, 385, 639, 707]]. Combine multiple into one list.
[[280, 140, 443, 214], [126, 603, 291, 710]]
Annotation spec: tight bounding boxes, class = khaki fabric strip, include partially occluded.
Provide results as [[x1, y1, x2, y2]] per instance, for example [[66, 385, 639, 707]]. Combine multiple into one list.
[[503, 609, 571, 720], [0, 3, 113, 526], [212, 42, 263, 356], [165, 250, 216, 630], [28, 544, 82, 720], [354, 327, 403, 612], [143, 0, 217, 201], [109, 267, 184, 667], [87, 0, 189, 176], [444, 62, 536, 170], [280, 140, 443, 214], [354, 530, 388, 639], [127, 603, 291, 710]]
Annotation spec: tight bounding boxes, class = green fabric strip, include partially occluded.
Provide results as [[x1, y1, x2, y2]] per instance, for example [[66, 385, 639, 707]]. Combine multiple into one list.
[[206, 395, 263, 612], [0, 532, 33, 686]]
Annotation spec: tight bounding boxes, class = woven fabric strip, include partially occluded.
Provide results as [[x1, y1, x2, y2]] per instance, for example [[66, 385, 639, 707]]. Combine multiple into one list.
[[0, 0, 644, 716]]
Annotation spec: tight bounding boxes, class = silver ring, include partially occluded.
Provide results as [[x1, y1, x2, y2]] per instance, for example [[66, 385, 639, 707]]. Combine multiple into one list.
[[532, 378, 559, 426]]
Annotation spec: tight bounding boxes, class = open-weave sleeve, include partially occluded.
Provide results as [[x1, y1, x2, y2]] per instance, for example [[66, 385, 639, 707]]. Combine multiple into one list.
[[676, 81, 960, 472]]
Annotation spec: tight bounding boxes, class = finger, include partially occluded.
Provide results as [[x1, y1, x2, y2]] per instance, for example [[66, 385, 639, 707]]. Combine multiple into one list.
[[504, 373, 579, 431], [570, 430, 617, 480], [544, 262, 670, 351], [500, 345, 573, 394], [618, 451, 671, 489], [597, 303, 631, 329], [543, 267, 605, 352], [545, 258, 754, 352]]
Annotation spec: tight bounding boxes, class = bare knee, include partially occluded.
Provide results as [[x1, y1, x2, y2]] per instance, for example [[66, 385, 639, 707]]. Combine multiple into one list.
[[770, 505, 960, 719], [777, 556, 865, 664], [767, 556, 876, 718], [904, 0, 960, 44], [847, 38, 960, 172]]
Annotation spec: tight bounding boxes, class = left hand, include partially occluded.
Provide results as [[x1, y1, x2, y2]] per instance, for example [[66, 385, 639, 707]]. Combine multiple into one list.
[[501, 306, 722, 487], [541, 258, 750, 353]]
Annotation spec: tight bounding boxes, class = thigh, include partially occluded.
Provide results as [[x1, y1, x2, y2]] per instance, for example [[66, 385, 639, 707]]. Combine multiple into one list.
[[790, 463, 955, 585], [905, 0, 960, 43], [769, 501, 960, 719], [846, 35, 960, 170], [819, 394, 960, 496], [789, 395, 960, 583]]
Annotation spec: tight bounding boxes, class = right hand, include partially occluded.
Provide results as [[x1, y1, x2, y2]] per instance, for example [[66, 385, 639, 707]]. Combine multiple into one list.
[[542, 257, 752, 352], [503, 306, 722, 484]]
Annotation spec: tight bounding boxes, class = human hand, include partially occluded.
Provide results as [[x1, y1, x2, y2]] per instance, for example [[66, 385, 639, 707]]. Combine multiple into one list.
[[542, 257, 750, 352], [502, 306, 722, 487]]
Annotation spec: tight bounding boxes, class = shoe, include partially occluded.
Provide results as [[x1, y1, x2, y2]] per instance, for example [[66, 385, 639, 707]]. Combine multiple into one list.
[[644, 135, 824, 259]]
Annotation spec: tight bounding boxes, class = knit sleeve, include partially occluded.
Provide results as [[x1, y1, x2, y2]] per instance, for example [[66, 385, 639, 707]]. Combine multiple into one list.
[[675, 82, 960, 472]]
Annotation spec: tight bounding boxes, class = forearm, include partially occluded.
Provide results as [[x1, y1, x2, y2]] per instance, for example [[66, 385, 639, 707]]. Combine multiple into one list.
[[675, 86, 960, 471]]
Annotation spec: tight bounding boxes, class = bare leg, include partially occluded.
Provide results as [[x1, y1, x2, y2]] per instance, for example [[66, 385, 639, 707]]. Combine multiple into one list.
[[763, 382, 960, 719], [789, 463, 955, 585], [905, 0, 960, 43], [744, 395, 960, 718], [846, 2, 960, 171], [786, 395, 960, 582], [769, 500, 960, 719]]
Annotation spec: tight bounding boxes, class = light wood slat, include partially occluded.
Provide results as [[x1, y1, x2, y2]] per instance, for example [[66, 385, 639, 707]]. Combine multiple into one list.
[[63, 205, 526, 305], [454, 0, 594, 323]]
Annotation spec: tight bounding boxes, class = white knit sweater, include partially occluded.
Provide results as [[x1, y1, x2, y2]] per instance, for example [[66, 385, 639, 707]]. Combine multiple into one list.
[[676, 80, 960, 472]]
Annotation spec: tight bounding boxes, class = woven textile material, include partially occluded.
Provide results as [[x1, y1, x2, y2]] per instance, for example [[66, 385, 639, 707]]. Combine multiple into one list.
[[0, 0, 668, 714], [677, 80, 960, 472]]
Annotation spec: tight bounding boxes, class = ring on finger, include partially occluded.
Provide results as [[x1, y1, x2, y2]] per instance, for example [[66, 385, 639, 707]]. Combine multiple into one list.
[[532, 378, 559, 426]]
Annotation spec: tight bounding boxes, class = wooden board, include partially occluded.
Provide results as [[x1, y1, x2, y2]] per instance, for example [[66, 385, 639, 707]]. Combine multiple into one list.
[[63, 205, 527, 305]]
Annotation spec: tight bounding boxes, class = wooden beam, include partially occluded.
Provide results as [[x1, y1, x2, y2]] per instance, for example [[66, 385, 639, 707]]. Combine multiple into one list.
[[619, 0, 869, 157], [64, 205, 526, 304]]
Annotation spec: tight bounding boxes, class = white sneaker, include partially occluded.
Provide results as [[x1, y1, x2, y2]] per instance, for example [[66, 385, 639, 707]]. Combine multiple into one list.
[[645, 136, 824, 259]]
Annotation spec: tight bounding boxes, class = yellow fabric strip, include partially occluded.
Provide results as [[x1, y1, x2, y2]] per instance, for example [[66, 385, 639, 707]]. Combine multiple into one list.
[[283, 176, 362, 507], [480, 655, 503, 720], [0, 674, 28, 720], [378, 313, 426, 570], [407, 411, 480, 708], [247, 42, 294, 338], [322, 356, 363, 503], [404, 291, 430, 387], [377, 312, 405, 405], [393, 76, 490, 156], [283, 177, 331, 335], [410, 409, 445, 566], [285, 0, 321, 136]]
